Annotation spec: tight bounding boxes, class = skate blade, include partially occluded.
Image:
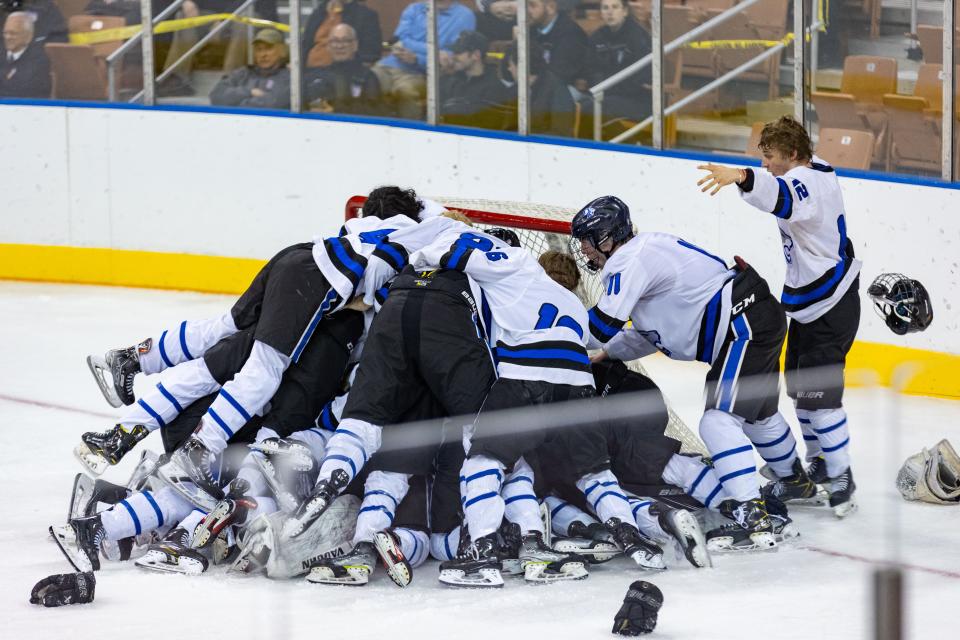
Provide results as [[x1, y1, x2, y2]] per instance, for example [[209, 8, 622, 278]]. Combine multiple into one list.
[[86, 354, 124, 408], [192, 501, 233, 549], [68, 473, 96, 520], [306, 565, 371, 585], [787, 489, 831, 507], [439, 568, 504, 588], [252, 455, 300, 513], [629, 549, 667, 571], [667, 509, 713, 569], [135, 549, 207, 575], [74, 442, 109, 477], [833, 498, 858, 519], [373, 532, 413, 588], [522, 560, 589, 584], [552, 538, 620, 564], [156, 460, 219, 512], [501, 558, 524, 576], [248, 441, 314, 472], [49, 524, 93, 573], [707, 532, 779, 553]]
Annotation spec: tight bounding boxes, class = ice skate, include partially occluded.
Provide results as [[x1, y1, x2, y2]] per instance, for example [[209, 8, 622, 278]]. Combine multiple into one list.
[[249, 437, 314, 472], [438, 531, 504, 588], [605, 518, 666, 570], [136, 527, 209, 575], [518, 531, 588, 583], [827, 467, 857, 518], [655, 503, 712, 568], [306, 541, 376, 586], [86, 338, 150, 408], [706, 498, 777, 552], [761, 458, 822, 502], [282, 469, 350, 539], [552, 520, 621, 564], [373, 529, 413, 588], [157, 449, 220, 512], [50, 514, 104, 572], [170, 436, 223, 501], [192, 479, 257, 549], [74, 424, 149, 475]]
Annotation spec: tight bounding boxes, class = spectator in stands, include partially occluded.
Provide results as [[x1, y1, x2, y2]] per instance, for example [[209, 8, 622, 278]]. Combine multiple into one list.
[[0, 11, 51, 98], [502, 39, 575, 137], [209, 27, 290, 109], [373, 0, 475, 120], [439, 29, 511, 128], [0, 0, 66, 47], [585, 0, 651, 121], [474, 0, 515, 42], [305, 23, 381, 115], [303, 0, 382, 68], [526, 0, 587, 89]]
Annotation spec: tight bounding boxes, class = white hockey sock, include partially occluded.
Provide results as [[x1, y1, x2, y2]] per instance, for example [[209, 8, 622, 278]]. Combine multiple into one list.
[[195, 341, 288, 454], [544, 496, 597, 537], [577, 469, 634, 525], [796, 409, 825, 461], [236, 454, 270, 496], [460, 455, 506, 540], [431, 527, 460, 561], [352, 471, 410, 546], [140, 312, 238, 375], [662, 453, 728, 510], [177, 509, 207, 545], [317, 418, 382, 487], [628, 497, 664, 541], [502, 458, 542, 534], [100, 486, 193, 541], [698, 409, 760, 502], [797, 408, 850, 477], [289, 428, 331, 462], [119, 358, 220, 432], [742, 412, 799, 478], [395, 528, 429, 568], [246, 496, 278, 522]]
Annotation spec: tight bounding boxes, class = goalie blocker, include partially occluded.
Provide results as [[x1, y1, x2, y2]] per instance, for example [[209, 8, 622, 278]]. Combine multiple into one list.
[[897, 439, 960, 504]]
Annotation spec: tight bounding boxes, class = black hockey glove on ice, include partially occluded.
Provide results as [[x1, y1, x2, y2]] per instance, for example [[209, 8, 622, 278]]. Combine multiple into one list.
[[612, 581, 663, 636], [30, 571, 96, 607]]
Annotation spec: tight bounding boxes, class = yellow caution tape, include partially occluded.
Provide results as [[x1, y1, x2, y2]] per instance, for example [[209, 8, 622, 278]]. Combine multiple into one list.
[[69, 14, 289, 46]]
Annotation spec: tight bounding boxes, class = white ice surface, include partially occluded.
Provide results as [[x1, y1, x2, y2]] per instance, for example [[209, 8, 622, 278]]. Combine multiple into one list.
[[1, 281, 959, 640]]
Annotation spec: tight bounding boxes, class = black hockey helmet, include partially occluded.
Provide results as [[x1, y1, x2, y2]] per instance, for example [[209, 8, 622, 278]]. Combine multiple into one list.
[[570, 196, 633, 271], [487, 227, 522, 248], [867, 273, 933, 335]]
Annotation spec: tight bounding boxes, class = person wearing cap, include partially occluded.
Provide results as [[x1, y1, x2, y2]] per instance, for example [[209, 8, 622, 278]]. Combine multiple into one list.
[[439, 30, 511, 129], [209, 28, 291, 109], [585, 0, 652, 123], [304, 23, 381, 116]]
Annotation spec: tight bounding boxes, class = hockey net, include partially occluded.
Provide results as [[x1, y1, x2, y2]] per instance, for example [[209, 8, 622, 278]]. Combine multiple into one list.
[[345, 195, 707, 455]]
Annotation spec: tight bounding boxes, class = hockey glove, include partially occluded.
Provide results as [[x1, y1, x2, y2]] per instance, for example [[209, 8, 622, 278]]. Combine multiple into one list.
[[612, 581, 663, 636], [30, 572, 96, 607]]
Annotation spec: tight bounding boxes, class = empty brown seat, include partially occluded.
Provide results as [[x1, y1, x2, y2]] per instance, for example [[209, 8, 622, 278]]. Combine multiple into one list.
[[913, 63, 960, 114], [811, 92, 872, 130], [44, 43, 107, 101], [68, 15, 128, 59], [364, 0, 409, 40], [54, 0, 90, 20], [816, 128, 874, 170], [882, 94, 941, 174], [841, 55, 897, 106]]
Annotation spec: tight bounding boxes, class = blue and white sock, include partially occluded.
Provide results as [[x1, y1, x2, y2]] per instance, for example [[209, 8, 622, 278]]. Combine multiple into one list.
[[315, 418, 382, 488], [796, 409, 824, 461], [120, 359, 220, 432], [394, 527, 429, 568], [100, 486, 193, 541], [544, 496, 596, 537], [742, 412, 799, 478], [577, 469, 634, 525], [502, 457, 541, 534], [796, 408, 850, 477], [460, 455, 505, 540], [628, 497, 663, 541], [140, 313, 238, 375], [430, 527, 460, 561], [662, 453, 728, 510], [698, 409, 759, 502], [352, 471, 410, 546]]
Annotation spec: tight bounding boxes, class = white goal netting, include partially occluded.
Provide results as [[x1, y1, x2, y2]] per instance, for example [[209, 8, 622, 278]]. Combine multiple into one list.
[[345, 196, 707, 455]]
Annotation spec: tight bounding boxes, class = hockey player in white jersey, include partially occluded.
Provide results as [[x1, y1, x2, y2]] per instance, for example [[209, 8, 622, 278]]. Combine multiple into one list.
[[697, 116, 861, 517], [573, 195, 795, 551]]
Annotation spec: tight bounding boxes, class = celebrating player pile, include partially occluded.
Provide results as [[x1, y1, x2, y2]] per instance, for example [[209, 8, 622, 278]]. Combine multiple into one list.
[[49, 119, 863, 598]]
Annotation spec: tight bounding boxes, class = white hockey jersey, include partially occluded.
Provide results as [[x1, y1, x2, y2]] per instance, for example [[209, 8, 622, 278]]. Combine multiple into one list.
[[738, 156, 862, 323], [587, 233, 737, 364], [408, 224, 595, 388], [311, 214, 419, 312]]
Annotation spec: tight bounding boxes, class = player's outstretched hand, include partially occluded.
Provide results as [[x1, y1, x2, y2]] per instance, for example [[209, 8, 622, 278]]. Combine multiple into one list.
[[696, 163, 744, 196]]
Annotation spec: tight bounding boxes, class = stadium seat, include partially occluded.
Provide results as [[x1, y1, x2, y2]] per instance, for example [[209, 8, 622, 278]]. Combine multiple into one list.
[[364, 0, 408, 42], [68, 15, 127, 59], [54, 0, 90, 20], [840, 55, 897, 106], [713, 0, 787, 100], [881, 94, 941, 174], [811, 91, 872, 131], [918, 25, 960, 66], [913, 63, 960, 114], [816, 128, 874, 170], [45, 43, 108, 101]]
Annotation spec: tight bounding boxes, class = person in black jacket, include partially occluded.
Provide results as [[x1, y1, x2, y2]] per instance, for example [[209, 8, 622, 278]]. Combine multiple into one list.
[[304, 23, 381, 115], [502, 39, 575, 137], [1, 11, 51, 98], [439, 29, 511, 129], [302, 0, 382, 68], [0, 0, 66, 47], [586, 0, 651, 122], [209, 28, 290, 109], [526, 0, 587, 88]]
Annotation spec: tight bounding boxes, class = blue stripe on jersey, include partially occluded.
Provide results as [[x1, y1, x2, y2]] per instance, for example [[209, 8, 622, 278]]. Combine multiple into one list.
[[588, 307, 621, 340], [292, 289, 338, 363], [773, 178, 794, 219], [119, 499, 142, 535], [319, 403, 336, 430], [137, 399, 166, 428], [143, 491, 164, 527], [781, 216, 851, 307], [219, 388, 252, 422], [374, 242, 407, 270], [206, 407, 234, 438], [156, 383, 183, 413], [677, 239, 727, 267], [330, 239, 365, 279], [717, 315, 750, 412], [698, 287, 723, 363], [495, 347, 590, 365], [178, 321, 194, 360], [158, 330, 174, 368]]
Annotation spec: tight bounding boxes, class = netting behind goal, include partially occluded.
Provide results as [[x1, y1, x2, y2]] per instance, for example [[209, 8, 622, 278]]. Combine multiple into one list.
[[344, 196, 706, 455]]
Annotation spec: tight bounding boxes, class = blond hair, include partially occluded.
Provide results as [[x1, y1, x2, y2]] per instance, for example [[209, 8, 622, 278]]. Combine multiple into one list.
[[539, 250, 580, 291]]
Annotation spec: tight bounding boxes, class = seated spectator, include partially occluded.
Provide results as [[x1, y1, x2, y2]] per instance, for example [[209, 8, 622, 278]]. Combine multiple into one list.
[[526, 0, 587, 89], [373, 0, 475, 120], [586, 0, 651, 121], [474, 0, 515, 42], [0, 0, 67, 46], [303, 0, 382, 68], [1, 11, 51, 98], [440, 30, 511, 129], [209, 28, 290, 109], [502, 40, 575, 137], [305, 23, 381, 116]]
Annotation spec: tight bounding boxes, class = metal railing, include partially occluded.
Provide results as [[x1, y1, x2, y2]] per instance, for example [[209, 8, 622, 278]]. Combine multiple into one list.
[[106, 0, 186, 102]]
